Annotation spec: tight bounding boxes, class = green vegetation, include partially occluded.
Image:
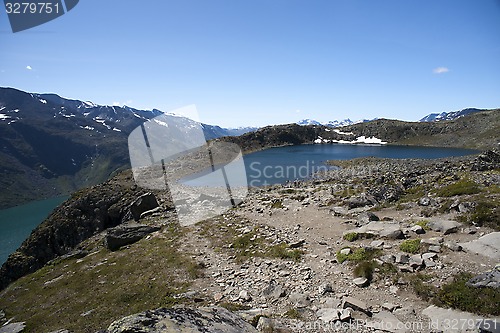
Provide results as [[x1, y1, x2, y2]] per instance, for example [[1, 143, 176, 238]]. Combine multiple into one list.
[[0, 223, 205, 333], [435, 179, 481, 197], [400, 239, 421, 254], [406, 273, 436, 301], [434, 273, 500, 316], [283, 308, 302, 319], [415, 220, 430, 231], [457, 198, 500, 230], [343, 232, 359, 242], [353, 260, 377, 281], [336, 247, 382, 264], [219, 302, 251, 312], [270, 199, 284, 209], [266, 243, 303, 262]]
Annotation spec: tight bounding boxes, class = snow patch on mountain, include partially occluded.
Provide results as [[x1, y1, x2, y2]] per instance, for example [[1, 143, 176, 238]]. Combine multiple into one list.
[[419, 108, 484, 122]]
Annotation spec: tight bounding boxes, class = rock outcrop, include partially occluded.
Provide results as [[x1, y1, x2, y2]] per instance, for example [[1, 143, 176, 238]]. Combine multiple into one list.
[[105, 306, 258, 333]]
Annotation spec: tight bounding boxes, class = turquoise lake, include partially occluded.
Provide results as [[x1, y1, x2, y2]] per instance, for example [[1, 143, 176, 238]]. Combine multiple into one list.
[[0, 144, 478, 265]]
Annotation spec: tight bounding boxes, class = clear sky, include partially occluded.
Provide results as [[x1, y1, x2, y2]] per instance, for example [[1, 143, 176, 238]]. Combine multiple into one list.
[[1, 0, 499, 127]]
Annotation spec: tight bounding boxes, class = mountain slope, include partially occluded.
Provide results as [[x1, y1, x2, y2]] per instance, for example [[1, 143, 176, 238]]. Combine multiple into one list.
[[0, 87, 255, 208]]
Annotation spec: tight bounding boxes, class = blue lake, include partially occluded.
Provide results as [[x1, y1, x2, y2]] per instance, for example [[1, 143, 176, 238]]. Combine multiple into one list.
[[0, 144, 478, 265], [0, 196, 68, 265], [183, 143, 478, 187]]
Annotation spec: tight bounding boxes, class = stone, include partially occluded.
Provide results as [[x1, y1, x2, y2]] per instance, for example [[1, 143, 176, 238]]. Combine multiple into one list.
[[370, 240, 385, 248], [418, 196, 435, 207], [330, 206, 348, 217], [421, 237, 443, 246], [466, 266, 500, 289], [382, 303, 398, 312], [105, 223, 160, 251], [395, 253, 409, 264], [428, 245, 441, 253], [409, 225, 425, 234], [316, 308, 339, 322], [349, 222, 404, 240], [130, 193, 159, 221], [47, 331, 70, 333], [261, 280, 286, 300], [380, 254, 396, 264], [213, 293, 224, 302], [460, 232, 500, 259], [427, 219, 461, 235], [367, 311, 408, 333], [106, 306, 258, 333], [353, 277, 368, 287], [288, 292, 310, 308], [422, 252, 437, 260], [318, 283, 333, 295], [256, 317, 291, 333], [339, 308, 352, 321], [444, 242, 462, 252], [343, 296, 371, 316], [0, 323, 26, 333], [289, 239, 305, 248], [357, 212, 380, 225], [422, 305, 490, 333], [340, 248, 351, 255], [238, 290, 252, 302], [409, 254, 423, 269]]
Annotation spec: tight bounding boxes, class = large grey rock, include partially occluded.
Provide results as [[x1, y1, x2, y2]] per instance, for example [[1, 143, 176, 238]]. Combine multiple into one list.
[[105, 223, 160, 251], [256, 317, 291, 333], [427, 219, 461, 235], [366, 311, 408, 333], [0, 322, 25, 333], [357, 212, 380, 225], [130, 193, 159, 221], [106, 306, 258, 333], [316, 308, 340, 322], [349, 222, 404, 240], [467, 265, 500, 289], [343, 296, 371, 316], [422, 305, 500, 333], [460, 232, 500, 260]]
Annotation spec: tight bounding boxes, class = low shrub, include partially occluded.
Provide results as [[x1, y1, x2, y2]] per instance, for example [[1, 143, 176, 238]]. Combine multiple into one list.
[[400, 239, 421, 254]]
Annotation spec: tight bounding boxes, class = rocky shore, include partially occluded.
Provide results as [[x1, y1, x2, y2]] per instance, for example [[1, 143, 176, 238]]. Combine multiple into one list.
[[0, 151, 499, 332]]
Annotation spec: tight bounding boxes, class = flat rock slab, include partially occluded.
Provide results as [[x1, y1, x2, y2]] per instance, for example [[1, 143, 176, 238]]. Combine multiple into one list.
[[460, 232, 500, 260], [347, 222, 403, 240], [422, 305, 500, 333], [366, 311, 408, 333], [105, 223, 160, 251], [0, 323, 26, 333], [106, 306, 258, 333], [427, 219, 461, 235]]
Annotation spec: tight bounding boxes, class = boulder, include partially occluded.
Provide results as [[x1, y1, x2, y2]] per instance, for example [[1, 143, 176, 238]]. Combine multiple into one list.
[[343, 296, 371, 316], [261, 280, 286, 300], [357, 212, 380, 225], [256, 317, 291, 333], [106, 306, 258, 333], [366, 311, 408, 333], [466, 265, 500, 289], [130, 193, 159, 221], [349, 222, 404, 240], [316, 308, 340, 322], [460, 232, 500, 259], [105, 223, 160, 251], [427, 219, 461, 235], [353, 277, 368, 287]]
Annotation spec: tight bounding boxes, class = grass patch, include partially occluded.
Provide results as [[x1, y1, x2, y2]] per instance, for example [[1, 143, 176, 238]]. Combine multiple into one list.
[[435, 179, 481, 197], [343, 232, 359, 242], [457, 199, 500, 230], [434, 273, 500, 316], [270, 199, 284, 209], [283, 308, 302, 319], [0, 223, 204, 333], [400, 239, 421, 254], [353, 260, 377, 281], [415, 220, 430, 231], [336, 247, 382, 264], [266, 243, 303, 262], [406, 273, 436, 301], [219, 302, 251, 312]]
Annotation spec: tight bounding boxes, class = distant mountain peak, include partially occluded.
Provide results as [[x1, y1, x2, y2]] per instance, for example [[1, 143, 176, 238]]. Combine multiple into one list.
[[419, 108, 485, 122]]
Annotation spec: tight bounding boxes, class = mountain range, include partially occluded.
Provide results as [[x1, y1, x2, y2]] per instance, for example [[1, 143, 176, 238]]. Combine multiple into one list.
[[0, 87, 254, 208]]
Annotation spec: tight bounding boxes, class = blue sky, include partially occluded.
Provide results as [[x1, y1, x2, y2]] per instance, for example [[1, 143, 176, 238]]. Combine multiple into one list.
[[1, 0, 499, 127]]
